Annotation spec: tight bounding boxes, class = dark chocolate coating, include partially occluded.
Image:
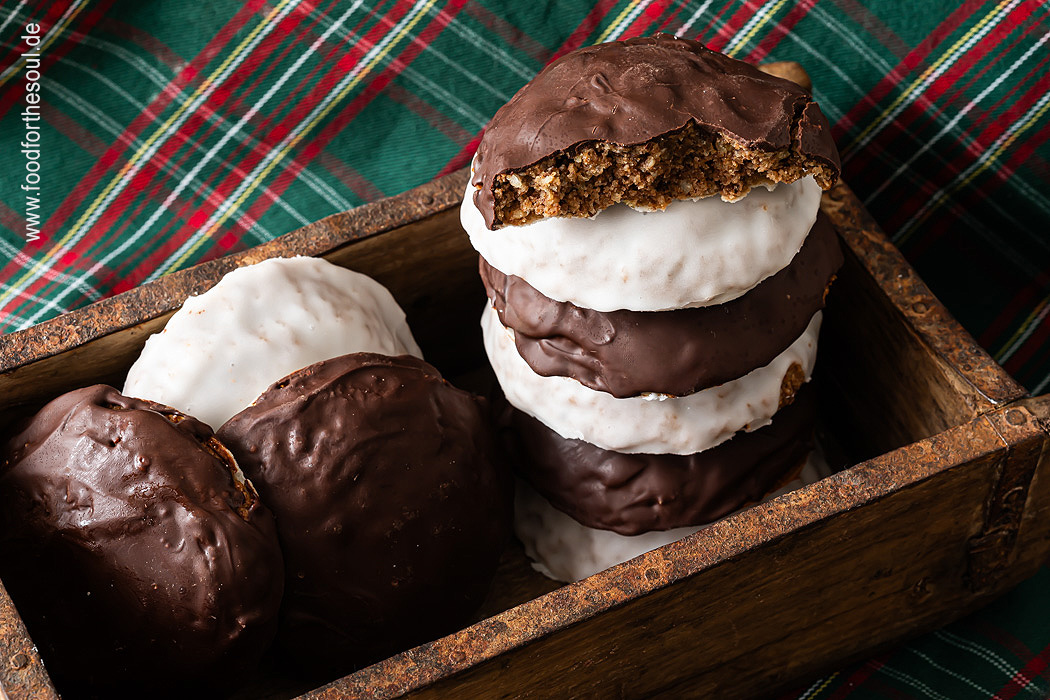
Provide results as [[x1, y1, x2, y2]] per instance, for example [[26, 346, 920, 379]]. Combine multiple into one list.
[[0, 385, 284, 699], [482, 212, 842, 398], [472, 34, 840, 228], [218, 353, 512, 678], [507, 384, 815, 536]]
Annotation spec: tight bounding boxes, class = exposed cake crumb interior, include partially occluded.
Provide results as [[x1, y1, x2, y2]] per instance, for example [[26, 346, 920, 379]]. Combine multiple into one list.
[[488, 120, 836, 228]]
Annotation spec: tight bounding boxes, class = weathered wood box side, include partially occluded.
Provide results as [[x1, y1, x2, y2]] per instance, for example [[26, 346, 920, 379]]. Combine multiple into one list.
[[0, 170, 1046, 700]]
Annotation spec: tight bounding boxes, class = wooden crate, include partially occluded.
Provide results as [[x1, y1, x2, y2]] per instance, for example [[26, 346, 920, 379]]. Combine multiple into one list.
[[0, 168, 1047, 700]]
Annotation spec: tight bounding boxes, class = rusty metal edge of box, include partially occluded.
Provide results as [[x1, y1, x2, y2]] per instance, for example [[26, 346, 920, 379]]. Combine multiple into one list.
[[819, 184, 1025, 408], [0, 172, 1040, 700]]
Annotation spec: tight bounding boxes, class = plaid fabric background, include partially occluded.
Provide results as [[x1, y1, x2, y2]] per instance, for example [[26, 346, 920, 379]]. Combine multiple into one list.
[[0, 0, 1048, 697]]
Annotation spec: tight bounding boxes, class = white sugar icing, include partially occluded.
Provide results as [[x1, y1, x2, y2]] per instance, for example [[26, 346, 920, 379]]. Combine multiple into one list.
[[462, 174, 820, 312], [124, 256, 421, 429]]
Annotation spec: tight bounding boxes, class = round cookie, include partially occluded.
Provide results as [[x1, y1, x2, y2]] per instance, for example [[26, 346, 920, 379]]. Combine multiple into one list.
[[0, 385, 284, 698], [514, 455, 830, 583], [217, 352, 512, 677], [463, 175, 820, 312], [124, 256, 422, 429], [482, 304, 821, 455], [482, 212, 842, 397], [470, 34, 839, 229], [506, 383, 815, 535]]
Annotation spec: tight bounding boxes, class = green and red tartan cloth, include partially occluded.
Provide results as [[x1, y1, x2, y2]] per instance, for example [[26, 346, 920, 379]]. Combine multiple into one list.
[[0, 0, 1048, 697]]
